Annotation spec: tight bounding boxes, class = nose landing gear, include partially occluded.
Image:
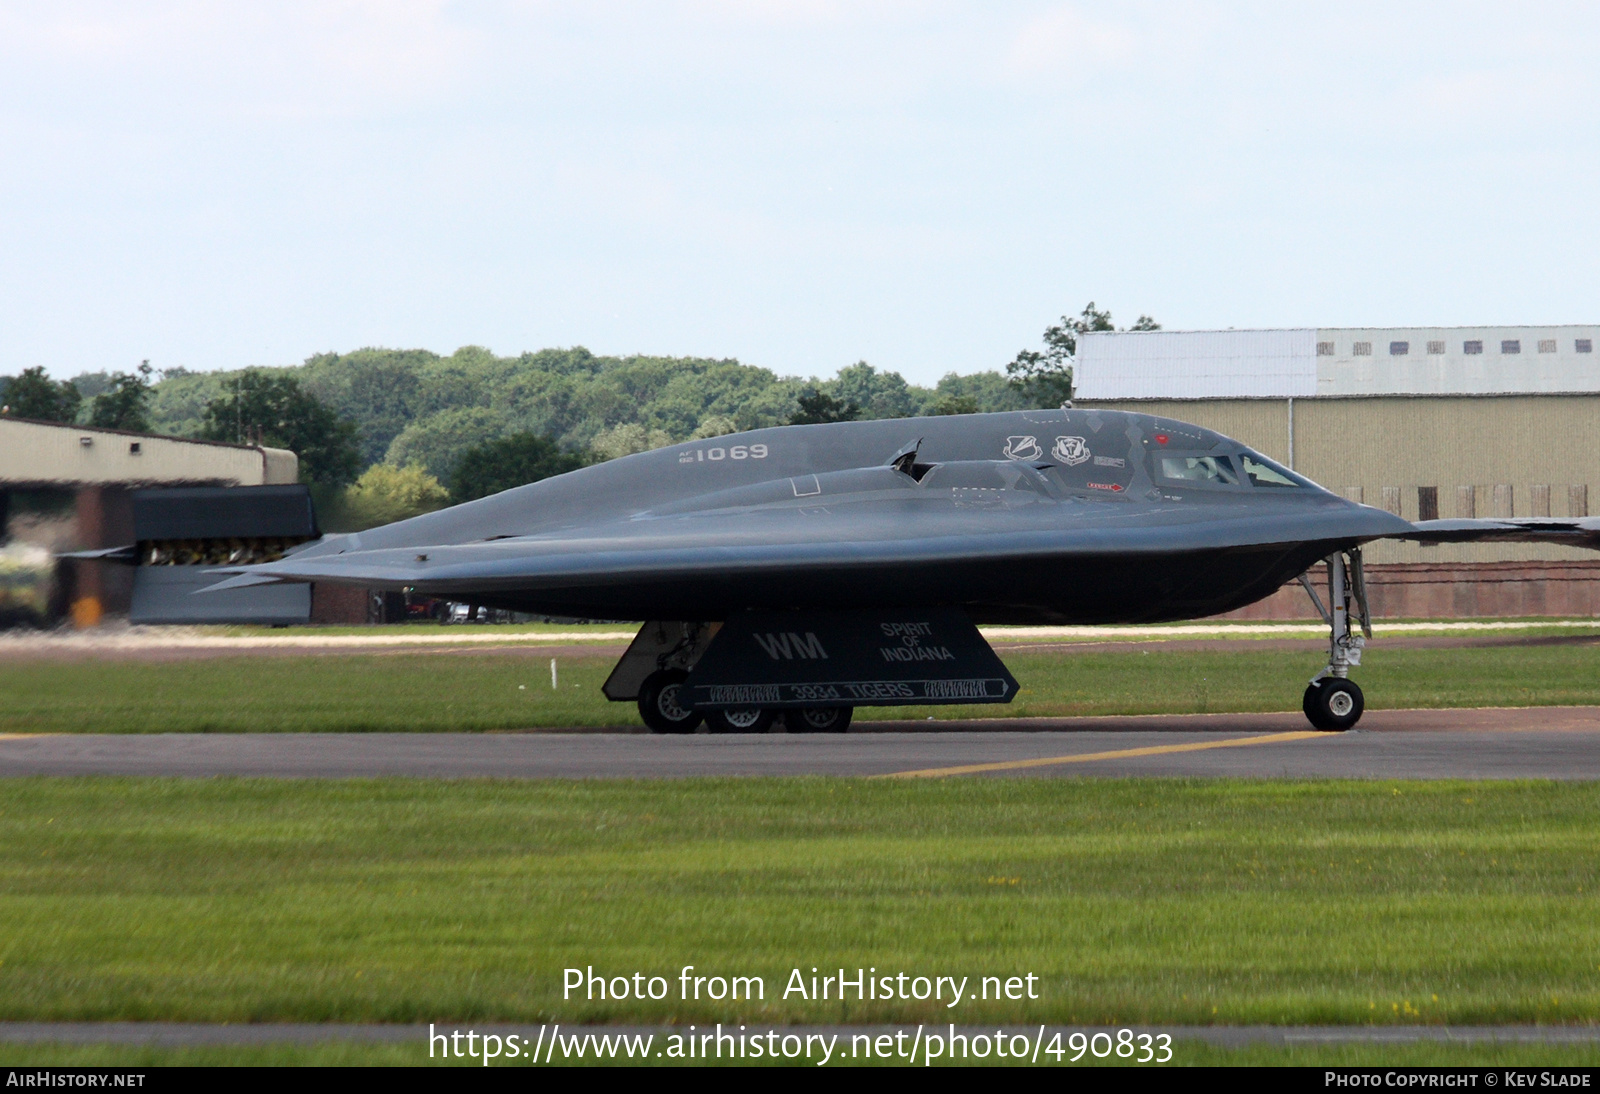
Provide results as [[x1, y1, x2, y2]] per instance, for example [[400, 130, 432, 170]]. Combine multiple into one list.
[[1298, 548, 1372, 732], [1303, 676, 1364, 731]]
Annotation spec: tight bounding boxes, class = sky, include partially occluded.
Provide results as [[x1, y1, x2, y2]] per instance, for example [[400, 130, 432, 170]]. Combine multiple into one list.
[[3, 2, 1599, 386]]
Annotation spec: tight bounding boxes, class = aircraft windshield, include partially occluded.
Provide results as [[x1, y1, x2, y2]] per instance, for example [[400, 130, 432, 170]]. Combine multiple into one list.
[[1239, 451, 1313, 489], [1158, 455, 1239, 486]]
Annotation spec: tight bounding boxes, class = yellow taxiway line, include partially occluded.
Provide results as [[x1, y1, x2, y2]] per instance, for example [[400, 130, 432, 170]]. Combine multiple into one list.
[[877, 730, 1328, 779]]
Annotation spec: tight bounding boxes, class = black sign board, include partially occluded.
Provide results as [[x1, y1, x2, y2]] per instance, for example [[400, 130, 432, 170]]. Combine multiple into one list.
[[686, 609, 1018, 709]]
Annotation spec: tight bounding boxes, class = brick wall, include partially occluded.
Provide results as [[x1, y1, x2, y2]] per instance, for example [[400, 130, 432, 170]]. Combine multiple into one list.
[[309, 582, 371, 624], [1220, 560, 1600, 620]]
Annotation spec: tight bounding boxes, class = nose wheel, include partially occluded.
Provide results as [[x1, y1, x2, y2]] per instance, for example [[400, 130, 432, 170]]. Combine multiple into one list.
[[1297, 549, 1372, 732], [1303, 678, 1363, 732]]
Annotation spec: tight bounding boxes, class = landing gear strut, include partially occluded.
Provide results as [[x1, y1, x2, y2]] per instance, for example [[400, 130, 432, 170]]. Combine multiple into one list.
[[1299, 548, 1371, 732]]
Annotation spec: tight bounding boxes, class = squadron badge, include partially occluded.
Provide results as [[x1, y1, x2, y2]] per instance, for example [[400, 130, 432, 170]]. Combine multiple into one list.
[[1002, 436, 1042, 461], [1052, 436, 1091, 466]]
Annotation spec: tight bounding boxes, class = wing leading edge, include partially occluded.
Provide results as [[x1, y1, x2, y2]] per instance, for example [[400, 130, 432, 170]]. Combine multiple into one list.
[[1391, 517, 1600, 549]]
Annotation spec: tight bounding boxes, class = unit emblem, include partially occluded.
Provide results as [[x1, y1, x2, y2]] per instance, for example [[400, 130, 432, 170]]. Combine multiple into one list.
[[1002, 435, 1042, 461], [1053, 436, 1091, 466]]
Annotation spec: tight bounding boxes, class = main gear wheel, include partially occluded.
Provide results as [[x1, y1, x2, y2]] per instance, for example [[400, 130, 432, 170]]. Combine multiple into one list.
[[638, 669, 703, 734]]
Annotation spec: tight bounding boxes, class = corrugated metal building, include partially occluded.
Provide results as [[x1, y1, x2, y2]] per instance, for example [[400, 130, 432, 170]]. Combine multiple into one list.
[[1077, 327, 1600, 617], [1077, 325, 1600, 400]]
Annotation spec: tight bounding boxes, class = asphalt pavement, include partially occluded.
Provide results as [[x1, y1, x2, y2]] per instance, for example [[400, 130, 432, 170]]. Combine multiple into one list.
[[3, 706, 1598, 778]]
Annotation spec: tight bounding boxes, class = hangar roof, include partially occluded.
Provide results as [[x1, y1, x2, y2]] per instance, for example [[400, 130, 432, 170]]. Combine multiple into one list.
[[1077, 326, 1600, 399], [0, 416, 298, 488]]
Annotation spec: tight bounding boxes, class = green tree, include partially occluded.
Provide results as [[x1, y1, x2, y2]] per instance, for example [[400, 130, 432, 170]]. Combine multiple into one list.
[[1005, 302, 1160, 408], [1, 367, 81, 423], [830, 361, 918, 419], [341, 463, 453, 527], [930, 370, 1027, 414], [67, 371, 115, 399], [140, 344, 1055, 479], [88, 361, 154, 432], [302, 351, 427, 466], [451, 432, 590, 502], [384, 407, 503, 483], [789, 389, 860, 425], [932, 394, 980, 415], [199, 369, 361, 486], [689, 414, 738, 439], [589, 423, 673, 461]]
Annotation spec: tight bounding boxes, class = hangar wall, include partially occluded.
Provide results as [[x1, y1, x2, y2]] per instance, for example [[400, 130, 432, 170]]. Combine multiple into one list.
[[0, 417, 297, 488], [1079, 393, 1600, 618], [1076, 394, 1598, 565]]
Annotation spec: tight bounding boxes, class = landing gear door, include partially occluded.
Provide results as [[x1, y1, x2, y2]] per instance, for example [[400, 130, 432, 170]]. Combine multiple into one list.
[[602, 621, 720, 701], [684, 609, 1018, 709]]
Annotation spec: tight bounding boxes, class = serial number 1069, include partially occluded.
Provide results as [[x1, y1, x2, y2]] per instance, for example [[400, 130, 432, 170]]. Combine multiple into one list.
[[680, 444, 768, 463]]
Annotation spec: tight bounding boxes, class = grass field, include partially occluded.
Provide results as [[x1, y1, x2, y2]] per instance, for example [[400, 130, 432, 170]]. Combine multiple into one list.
[[3, 641, 1599, 732], [4, 1041, 1600, 1067], [215, 622, 636, 638], [2, 777, 1599, 1028], [206, 618, 1600, 640]]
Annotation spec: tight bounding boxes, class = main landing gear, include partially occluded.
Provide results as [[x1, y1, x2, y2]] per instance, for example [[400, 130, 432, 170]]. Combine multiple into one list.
[[784, 707, 853, 734], [635, 670, 851, 735], [1298, 548, 1371, 732], [638, 669, 702, 734]]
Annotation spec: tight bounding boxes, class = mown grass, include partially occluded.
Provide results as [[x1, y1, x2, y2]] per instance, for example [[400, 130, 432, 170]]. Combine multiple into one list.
[[4, 1040, 1600, 1067], [2, 642, 1599, 732], [215, 621, 634, 638], [2, 778, 1599, 1026], [209, 618, 1600, 639]]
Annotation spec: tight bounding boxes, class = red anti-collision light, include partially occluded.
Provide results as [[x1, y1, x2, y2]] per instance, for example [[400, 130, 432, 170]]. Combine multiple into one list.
[[1155, 433, 1169, 445]]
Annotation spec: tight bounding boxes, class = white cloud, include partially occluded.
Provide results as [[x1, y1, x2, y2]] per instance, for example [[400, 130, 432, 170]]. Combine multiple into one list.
[[1006, 4, 1138, 75], [4, 2, 1600, 380], [0, 1, 484, 120]]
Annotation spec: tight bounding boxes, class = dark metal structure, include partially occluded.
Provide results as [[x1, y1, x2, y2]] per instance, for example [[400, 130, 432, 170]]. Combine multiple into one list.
[[210, 410, 1600, 731], [71, 485, 318, 625]]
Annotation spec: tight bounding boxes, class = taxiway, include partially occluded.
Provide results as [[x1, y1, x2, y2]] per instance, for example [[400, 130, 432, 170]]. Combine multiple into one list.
[[2, 706, 1598, 779]]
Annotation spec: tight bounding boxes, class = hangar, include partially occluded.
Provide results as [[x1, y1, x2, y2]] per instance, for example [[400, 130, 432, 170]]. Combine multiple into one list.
[[0, 415, 313, 625], [1076, 326, 1600, 617]]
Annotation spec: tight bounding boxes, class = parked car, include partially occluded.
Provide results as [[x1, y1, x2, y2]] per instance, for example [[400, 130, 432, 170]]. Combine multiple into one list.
[[446, 602, 482, 623]]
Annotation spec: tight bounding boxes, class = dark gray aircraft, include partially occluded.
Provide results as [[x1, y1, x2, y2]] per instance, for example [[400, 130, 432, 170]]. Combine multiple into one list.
[[211, 409, 1600, 733]]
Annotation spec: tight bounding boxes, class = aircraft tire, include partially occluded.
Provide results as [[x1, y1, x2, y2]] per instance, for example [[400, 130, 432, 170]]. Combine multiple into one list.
[[704, 707, 778, 734], [638, 670, 703, 734], [783, 707, 853, 734], [1301, 683, 1321, 724], [1303, 678, 1363, 731]]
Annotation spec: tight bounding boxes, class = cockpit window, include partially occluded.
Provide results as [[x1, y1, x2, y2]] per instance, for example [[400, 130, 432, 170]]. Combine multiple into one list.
[[1240, 451, 1313, 489], [1157, 454, 1239, 486]]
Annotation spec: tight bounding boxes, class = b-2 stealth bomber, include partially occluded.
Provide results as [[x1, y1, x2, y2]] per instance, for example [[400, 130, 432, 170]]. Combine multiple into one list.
[[210, 409, 1600, 733]]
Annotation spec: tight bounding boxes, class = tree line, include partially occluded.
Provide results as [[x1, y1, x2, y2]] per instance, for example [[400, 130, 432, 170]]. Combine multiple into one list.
[[0, 302, 1155, 529]]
